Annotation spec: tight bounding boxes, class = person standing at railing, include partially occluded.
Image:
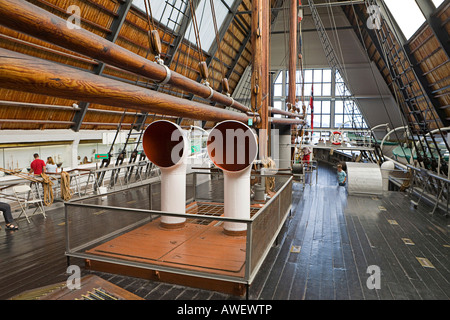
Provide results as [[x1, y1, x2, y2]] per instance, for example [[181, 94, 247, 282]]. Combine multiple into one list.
[[29, 153, 46, 176], [337, 164, 347, 187], [46, 157, 58, 174]]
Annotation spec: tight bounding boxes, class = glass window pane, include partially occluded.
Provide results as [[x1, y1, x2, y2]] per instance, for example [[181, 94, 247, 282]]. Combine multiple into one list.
[[314, 103, 321, 114], [315, 84, 322, 96], [335, 101, 344, 114], [273, 100, 283, 109], [274, 84, 282, 97], [432, 0, 444, 7], [321, 115, 330, 128], [313, 115, 321, 128], [384, 0, 426, 39], [274, 72, 283, 84], [185, 0, 230, 51], [336, 70, 343, 83], [296, 70, 303, 84], [323, 69, 332, 82], [314, 69, 322, 82], [322, 83, 331, 96], [334, 115, 344, 128], [304, 83, 313, 97], [296, 84, 303, 96], [344, 100, 354, 112], [133, 0, 187, 32], [304, 70, 313, 83], [322, 100, 331, 114]]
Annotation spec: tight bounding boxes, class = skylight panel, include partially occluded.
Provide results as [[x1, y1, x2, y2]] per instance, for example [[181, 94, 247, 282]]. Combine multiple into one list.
[[184, 0, 231, 53], [132, 0, 187, 32], [384, 0, 426, 39], [431, 0, 444, 8]]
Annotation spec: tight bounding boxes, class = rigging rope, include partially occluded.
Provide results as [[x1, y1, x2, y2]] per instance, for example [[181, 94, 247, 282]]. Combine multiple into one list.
[[209, 0, 225, 81], [188, 0, 204, 63]]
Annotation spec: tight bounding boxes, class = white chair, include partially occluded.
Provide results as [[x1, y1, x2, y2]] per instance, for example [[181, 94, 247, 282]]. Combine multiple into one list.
[[13, 184, 46, 223]]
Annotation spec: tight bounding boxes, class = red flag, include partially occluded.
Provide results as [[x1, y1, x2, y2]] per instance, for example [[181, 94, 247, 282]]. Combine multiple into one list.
[[309, 85, 314, 134]]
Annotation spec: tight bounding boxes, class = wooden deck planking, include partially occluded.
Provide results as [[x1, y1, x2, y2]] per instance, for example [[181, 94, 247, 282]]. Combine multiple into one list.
[[1, 163, 449, 300]]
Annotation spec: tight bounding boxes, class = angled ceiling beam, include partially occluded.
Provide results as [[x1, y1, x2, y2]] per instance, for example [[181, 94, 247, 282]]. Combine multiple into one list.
[[208, 0, 245, 62], [404, 44, 450, 126], [71, 0, 133, 132], [351, 2, 449, 126], [414, 0, 450, 59]]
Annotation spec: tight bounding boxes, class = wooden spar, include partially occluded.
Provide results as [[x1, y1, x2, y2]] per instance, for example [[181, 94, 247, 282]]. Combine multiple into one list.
[[0, 48, 253, 124], [0, 0, 252, 116], [270, 107, 304, 118], [270, 117, 304, 125]]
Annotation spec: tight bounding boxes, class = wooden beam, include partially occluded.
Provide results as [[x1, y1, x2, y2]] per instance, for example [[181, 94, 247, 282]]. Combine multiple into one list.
[[0, 0, 251, 114], [414, 0, 450, 59], [0, 48, 254, 124]]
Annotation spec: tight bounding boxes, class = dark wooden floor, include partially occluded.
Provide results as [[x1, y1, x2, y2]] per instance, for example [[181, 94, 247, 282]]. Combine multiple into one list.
[[1, 163, 449, 300]]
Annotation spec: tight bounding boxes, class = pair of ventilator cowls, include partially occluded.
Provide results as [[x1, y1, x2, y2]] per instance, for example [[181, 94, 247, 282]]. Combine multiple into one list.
[[142, 120, 258, 236]]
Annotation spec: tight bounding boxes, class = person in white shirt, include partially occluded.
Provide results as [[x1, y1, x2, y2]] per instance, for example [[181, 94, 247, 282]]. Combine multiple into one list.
[[46, 156, 58, 173]]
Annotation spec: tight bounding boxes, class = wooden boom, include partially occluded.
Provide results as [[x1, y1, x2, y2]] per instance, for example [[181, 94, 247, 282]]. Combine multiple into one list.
[[0, 48, 253, 124], [0, 0, 254, 116]]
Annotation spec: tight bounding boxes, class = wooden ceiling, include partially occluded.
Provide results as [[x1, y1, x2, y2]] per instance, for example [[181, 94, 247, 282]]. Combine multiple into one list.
[[341, 0, 450, 131], [0, 0, 259, 130], [0, 0, 448, 133]]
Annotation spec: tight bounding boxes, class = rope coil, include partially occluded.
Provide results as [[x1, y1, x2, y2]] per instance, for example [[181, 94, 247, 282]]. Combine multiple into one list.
[[60, 171, 73, 201], [40, 173, 54, 206]]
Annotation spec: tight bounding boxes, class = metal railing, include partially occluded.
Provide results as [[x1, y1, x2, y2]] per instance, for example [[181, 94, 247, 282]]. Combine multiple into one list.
[[65, 171, 293, 290], [406, 164, 450, 217]]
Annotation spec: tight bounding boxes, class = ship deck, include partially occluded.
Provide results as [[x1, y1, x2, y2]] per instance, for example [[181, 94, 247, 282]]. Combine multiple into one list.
[[0, 163, 449, 300]]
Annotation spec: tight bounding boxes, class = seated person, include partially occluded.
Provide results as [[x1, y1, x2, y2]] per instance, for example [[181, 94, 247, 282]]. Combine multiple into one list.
[[0, 202, 18, 230]]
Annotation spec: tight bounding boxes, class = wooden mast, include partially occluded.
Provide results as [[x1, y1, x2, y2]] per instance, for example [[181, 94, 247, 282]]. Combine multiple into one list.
[[261, 0, 270, 159], [251, 0, 270, 159], [288, 0, 298, 113]]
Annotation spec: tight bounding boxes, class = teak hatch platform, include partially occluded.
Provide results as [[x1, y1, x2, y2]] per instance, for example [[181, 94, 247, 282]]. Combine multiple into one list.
[[84, 202, 261, 296]]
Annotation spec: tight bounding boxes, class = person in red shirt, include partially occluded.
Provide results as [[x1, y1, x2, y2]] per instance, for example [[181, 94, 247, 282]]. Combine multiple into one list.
[[30, 153, 46, 175]]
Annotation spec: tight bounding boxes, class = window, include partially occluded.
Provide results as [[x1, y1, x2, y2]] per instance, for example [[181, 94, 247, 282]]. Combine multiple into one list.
[[133, 0, 236, 51], [273, 72, 283, 97], [334, 100, 367, 129], [132, 0, 187, 32], [335, 70, 350, 97], [272, 68, 368, 129], [302, 68, 333, 128], [432, 0, 444, 8], [384, 0, 426, 39], [185, 0, 233, 52]]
